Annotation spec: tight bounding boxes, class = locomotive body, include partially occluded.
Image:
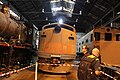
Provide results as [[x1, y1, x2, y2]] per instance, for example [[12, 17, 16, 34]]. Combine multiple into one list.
[[78, 26, 120, 66], [0, 4, 38, 75], [37, 23, 76, 73], [0, 12, 26, 39], [77, 27, 120, 79]]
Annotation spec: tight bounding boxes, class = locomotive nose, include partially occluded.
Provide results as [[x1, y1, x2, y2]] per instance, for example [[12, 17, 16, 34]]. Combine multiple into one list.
[[53, 26, 61, 33]]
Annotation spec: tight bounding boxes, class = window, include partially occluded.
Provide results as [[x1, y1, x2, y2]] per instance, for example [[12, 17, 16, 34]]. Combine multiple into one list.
[[105, 33, 112, 41], [94, 32, 100, 41], [44, 24, 56, 29], [61, 25, 74, 31], [116, 34, 120, 41]]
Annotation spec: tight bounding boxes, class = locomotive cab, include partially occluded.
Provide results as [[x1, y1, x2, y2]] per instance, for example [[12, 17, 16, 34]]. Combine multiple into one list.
[[37, 23, 76, 73]]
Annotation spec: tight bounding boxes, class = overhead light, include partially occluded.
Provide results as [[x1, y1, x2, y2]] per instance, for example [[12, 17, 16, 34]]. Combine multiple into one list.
[[79, 11, 82, 15], [73, 0, 76, 1], [58, 18, 63, 24], [76, 18, 78, 22], [117, 12, 120, 14], [73, 24, 75, 27], [86, 0, 90, 3], [0, 1, 3, 4], [110, 22, 113, 27], [46, 17, 48, 20], [42, 9, 44, 12]]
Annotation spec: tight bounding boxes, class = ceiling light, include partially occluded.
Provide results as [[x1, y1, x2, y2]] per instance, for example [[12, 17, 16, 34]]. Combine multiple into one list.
[[110, 22, 113, 27], [76, 19, 78, 22], [86, 0, 90, 3], [0, 1, 3, 4], [42, 9, 44, 12], [79, 11, 82, 15], [46, 17, 48, 20], [117, 12, 120, 14], [73, 24, 75, 27], [58, 19, 63, 24]]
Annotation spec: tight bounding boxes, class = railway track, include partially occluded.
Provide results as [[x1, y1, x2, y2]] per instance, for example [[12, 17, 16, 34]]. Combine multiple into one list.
[[1, 62, 119, 80], [37, 70, 78, 80]]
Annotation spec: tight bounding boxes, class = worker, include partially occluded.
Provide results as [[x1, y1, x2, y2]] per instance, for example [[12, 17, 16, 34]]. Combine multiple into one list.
[[77, 48, 101, 80], [81, 44, 90, 58]]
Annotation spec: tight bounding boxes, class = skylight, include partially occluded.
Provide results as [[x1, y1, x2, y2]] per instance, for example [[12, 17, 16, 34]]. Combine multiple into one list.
[[50, 0, 75, 17]]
